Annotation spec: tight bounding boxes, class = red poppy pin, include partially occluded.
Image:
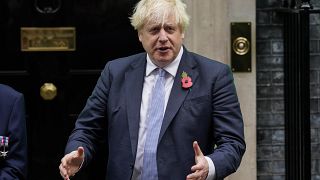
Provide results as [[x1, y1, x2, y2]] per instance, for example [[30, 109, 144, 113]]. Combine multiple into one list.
[[181, 71, 193, 89]]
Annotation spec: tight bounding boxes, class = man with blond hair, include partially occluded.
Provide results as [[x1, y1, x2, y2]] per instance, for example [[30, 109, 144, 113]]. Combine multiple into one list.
[[59, 0, 246, 179]]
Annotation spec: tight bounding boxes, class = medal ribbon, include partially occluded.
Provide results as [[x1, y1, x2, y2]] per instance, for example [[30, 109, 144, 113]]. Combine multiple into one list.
[[0, 136, 9, 158]]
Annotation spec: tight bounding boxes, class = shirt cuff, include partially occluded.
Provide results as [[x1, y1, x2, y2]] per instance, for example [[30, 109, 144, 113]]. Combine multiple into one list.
[[78, 158, 84, 170], [205, 156, 216, 180]]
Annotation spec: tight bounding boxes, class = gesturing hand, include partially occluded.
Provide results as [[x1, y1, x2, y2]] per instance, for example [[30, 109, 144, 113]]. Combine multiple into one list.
[[186, 141, 209, 180], [59, 147, 85, 180]]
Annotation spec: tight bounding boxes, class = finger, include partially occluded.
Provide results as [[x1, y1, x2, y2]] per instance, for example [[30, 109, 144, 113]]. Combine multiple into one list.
[[60, 153, 78, 176], [67, 168, 76, 177], [193, 141, 203, 157], [186, 170, 202, 179], [191, 163, 204, 172], [59, 163, 70, 179], [186, 176, 197, 180], [77, 146, 84, 158], [60, 155, 70, 170]]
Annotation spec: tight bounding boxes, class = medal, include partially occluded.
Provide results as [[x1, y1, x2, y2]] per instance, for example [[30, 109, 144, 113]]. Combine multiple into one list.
[[0, 136, 9, 158]]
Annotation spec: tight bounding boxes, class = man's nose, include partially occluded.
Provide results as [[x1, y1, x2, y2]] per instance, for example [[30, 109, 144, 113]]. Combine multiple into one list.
[[158, 29, 168, 42]]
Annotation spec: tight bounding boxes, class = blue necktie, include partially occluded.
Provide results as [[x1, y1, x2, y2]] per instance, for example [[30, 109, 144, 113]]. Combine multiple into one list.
[[141, 68, 166, 180]]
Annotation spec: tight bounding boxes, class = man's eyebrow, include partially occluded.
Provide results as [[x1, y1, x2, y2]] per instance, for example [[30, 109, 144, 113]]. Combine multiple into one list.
[[163, 22, 177, 26]]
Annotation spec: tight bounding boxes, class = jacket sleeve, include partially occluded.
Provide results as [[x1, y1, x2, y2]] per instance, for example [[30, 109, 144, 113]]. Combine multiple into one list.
[[208, 65, 246, 180], [64, 62, 111, 167]]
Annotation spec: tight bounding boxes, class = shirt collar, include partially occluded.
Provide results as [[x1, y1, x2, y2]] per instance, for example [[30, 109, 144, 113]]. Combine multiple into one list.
[[146, 47, 183, 77]]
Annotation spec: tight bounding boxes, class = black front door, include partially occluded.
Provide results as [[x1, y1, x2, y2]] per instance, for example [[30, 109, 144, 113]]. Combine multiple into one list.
[[0, 0, 143, 179]]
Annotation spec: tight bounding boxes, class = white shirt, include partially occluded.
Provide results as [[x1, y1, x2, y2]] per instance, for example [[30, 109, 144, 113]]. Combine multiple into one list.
[[131, 47, 216, 180]]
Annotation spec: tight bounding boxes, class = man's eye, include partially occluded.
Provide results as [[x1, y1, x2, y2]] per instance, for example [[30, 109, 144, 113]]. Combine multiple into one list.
[[165, 27, 175, 33], [149, 28, 159, 33]]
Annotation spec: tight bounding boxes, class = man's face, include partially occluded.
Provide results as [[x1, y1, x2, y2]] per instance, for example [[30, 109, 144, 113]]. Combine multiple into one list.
[[138, 15, 184, 67]]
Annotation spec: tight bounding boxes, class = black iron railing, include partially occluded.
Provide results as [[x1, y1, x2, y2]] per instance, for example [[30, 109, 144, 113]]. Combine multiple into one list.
[[279, 0, 319, 179], [283, 9, 310, 180]]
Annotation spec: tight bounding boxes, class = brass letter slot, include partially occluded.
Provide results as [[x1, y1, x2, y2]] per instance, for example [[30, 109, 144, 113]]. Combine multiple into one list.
[[21, 27, 76, 51], [231, 22, 251, 72]]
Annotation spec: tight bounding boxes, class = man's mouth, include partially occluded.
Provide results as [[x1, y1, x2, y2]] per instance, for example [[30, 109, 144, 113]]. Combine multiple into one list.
[[157, 47, 170, 52]]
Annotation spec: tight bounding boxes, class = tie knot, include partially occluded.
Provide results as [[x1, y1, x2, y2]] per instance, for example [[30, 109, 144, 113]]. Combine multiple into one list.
[[158, 68, 166, 77]]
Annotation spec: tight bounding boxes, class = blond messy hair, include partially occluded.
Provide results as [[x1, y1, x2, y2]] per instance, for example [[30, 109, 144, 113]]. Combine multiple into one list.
[[130, 0, 190, 32]]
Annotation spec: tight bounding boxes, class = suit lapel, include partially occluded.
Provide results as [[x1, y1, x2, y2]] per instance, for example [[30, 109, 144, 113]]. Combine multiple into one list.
[[125, 55, 147, 157], [159, 49, 198, 142]]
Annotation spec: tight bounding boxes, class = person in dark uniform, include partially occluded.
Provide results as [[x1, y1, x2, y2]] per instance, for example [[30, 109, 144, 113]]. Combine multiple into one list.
[[0, 84, 27, 179]]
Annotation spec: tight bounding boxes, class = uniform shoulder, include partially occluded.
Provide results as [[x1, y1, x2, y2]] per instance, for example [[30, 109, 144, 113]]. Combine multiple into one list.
[[0, 84, 22, 100]]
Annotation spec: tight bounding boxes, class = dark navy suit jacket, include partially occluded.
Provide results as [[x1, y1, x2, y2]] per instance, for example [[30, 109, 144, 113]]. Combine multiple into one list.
[[65, 48, 246, 180], [0, 84, 27, 179]]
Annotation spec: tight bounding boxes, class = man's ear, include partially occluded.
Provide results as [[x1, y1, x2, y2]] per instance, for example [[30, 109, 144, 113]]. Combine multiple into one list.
[[181, 33, 185, 39], [138, 32, 142, 42]]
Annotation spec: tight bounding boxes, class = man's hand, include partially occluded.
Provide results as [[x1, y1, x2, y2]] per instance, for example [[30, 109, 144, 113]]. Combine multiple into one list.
[[59, 147, 85, 180], [186, 141, 209, 180]]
